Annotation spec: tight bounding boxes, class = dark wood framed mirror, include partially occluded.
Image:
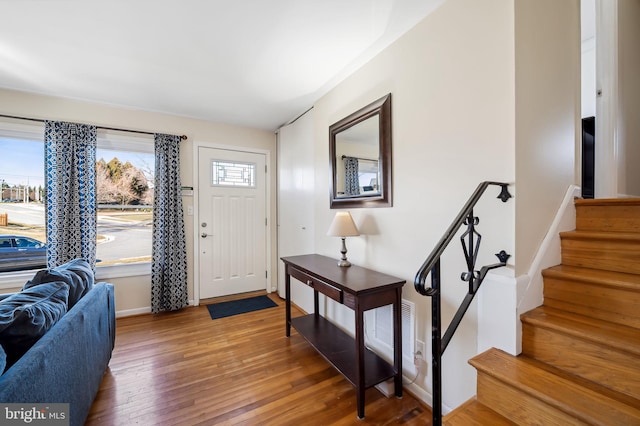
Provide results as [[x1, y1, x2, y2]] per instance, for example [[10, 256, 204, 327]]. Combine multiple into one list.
[[329, 93, 392, 208]]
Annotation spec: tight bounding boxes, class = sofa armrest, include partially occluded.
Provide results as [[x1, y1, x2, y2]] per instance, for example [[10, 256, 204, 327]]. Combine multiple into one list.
[[0, 282, 115, 426], [98, 281, 116, 351]]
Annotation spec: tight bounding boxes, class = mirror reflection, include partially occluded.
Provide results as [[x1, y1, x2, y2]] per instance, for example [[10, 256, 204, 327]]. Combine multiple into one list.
[[335, 115, 380, 197]]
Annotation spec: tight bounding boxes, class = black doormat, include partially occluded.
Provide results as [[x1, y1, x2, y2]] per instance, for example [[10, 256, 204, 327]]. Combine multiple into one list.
[[207, 295, 278, 320]]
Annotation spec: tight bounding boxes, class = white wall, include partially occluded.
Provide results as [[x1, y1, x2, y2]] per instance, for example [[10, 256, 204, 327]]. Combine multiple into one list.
[[581, 39, 596, 118], [514, 0, 580, 276], [309, 0, 517, 411], [582, 0, 597, 118], [277, 109, 316, 309], [618, 0, 640, 197], [594, 0, 640, 198], [279, 0, 580, 412], [0, 88, 276, 314]]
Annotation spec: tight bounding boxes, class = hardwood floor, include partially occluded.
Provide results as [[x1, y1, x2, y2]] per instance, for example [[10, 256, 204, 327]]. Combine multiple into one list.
[[86, 293, 432, 425]]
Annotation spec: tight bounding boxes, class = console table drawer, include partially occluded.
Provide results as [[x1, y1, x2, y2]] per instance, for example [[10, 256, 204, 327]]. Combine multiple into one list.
[[289, 267, 343, 303]]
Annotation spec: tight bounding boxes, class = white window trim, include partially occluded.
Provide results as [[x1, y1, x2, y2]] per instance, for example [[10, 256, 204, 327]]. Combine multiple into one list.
[[0, 119, 44, 141], [0, 270, 37, 291], [95, 262, 151, 280], [0, 262, 152, 291], [97, 129, 154, 153]]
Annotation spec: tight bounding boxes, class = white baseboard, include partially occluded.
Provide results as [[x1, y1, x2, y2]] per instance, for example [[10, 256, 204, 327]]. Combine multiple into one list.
[[370, 374, 453, 416], [116, 299, 196, 318], [375, 379, 395, 397], [374, 378, 452, 416], [517, 184, 580, 316], [116, 306, 151, 318], [403, 381, 454, 415]]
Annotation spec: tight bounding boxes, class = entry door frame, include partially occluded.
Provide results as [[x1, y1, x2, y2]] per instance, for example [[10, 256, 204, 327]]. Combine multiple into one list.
[[192, 141, 272, 306]]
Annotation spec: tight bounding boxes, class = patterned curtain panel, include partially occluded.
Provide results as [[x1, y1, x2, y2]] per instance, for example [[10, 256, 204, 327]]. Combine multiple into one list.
[[152, 133, 188, 313], [344, 156, 360, 196], [44, 121, 97, 268]]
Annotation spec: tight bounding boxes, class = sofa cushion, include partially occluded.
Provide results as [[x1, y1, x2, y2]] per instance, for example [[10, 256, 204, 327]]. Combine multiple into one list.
[[23, 258, 94, 308], [0, 344, 5, 374], [0, 281, 69, 368]]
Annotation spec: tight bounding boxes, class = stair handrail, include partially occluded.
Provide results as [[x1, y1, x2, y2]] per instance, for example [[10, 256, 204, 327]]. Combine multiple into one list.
[[414, 181, 512, 426]]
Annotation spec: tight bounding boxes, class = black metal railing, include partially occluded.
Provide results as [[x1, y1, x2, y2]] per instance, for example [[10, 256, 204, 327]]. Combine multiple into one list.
[[414, 181, 512, 426]]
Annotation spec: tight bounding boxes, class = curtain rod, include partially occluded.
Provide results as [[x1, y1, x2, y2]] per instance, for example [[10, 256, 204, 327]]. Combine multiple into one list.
[[0, 113, 187, 140], [283, 105, 313, 127], [341, 154, 377, 162]]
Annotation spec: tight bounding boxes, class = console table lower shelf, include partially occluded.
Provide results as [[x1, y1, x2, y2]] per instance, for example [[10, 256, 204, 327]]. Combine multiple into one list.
[[282, 254, 406, 419], [291, 314, 395, 389]]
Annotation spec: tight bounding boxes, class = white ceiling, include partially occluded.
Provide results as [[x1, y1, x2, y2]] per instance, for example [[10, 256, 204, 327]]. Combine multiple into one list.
[[0, 0, 445, 130]]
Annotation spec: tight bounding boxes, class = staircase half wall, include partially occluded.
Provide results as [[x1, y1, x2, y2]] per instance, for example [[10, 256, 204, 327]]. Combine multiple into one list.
[[478, 185, 580, 355]]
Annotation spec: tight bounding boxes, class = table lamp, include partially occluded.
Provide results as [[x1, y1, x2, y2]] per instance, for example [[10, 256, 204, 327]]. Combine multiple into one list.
[[327, 211, 360, 267]]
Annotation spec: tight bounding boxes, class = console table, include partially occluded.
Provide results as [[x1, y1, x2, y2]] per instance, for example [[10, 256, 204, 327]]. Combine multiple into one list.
[[281, 254, 406, 419]]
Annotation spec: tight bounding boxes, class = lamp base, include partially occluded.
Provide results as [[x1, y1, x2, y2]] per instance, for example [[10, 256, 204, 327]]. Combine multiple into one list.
[[337, 237, 352, 267], [337, 259, 352, 267]]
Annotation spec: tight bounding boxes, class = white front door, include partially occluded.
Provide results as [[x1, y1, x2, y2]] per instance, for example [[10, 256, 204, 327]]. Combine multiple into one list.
[[198, 147, 267, 299]]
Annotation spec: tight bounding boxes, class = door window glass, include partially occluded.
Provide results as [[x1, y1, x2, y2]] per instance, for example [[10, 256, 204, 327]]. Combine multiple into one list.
[[211, 160, 256, 187]]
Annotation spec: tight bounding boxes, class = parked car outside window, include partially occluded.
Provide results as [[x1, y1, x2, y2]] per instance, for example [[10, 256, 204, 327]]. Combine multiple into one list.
[[0, 235, 47, 272]]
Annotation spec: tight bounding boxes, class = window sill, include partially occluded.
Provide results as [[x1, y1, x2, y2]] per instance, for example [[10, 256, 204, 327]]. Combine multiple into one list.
[[0, 262, 151, 291], [0, 270, 36, 291], [95, 262, 151, 280]]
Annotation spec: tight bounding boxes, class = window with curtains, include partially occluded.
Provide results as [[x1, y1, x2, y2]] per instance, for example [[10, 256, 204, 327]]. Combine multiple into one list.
[[0, 122, 154, 286]]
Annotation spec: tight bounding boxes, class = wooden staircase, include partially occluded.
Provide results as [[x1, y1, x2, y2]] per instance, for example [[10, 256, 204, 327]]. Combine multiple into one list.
[[444, 198, 640, 426]]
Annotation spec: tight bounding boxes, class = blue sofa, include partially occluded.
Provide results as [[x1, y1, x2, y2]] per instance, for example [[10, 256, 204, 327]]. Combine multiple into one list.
[[0, 259, 115, 426]]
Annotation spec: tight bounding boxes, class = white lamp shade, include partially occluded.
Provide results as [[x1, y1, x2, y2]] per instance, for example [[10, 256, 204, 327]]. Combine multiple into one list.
[[327, 211, 360, 237]]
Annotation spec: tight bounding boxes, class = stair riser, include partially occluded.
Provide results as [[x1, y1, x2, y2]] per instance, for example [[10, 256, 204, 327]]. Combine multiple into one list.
[[476, 373, 586, 426], [561, 238, 640, 275], [576, 204, 640, 233], [522, 324, 640, 401], [544, 278, 640, 329]]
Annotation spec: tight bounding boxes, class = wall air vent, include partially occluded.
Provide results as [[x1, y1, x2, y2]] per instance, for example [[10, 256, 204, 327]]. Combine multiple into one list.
[[366, 299, 416, 367]]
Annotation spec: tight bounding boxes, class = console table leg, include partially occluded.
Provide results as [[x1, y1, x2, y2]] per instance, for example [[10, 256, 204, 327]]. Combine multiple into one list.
[[285, 269, 291, 337], [313, 290, 319, 315], [394, 287, 403, 397], [356, 307, 365, 419]]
